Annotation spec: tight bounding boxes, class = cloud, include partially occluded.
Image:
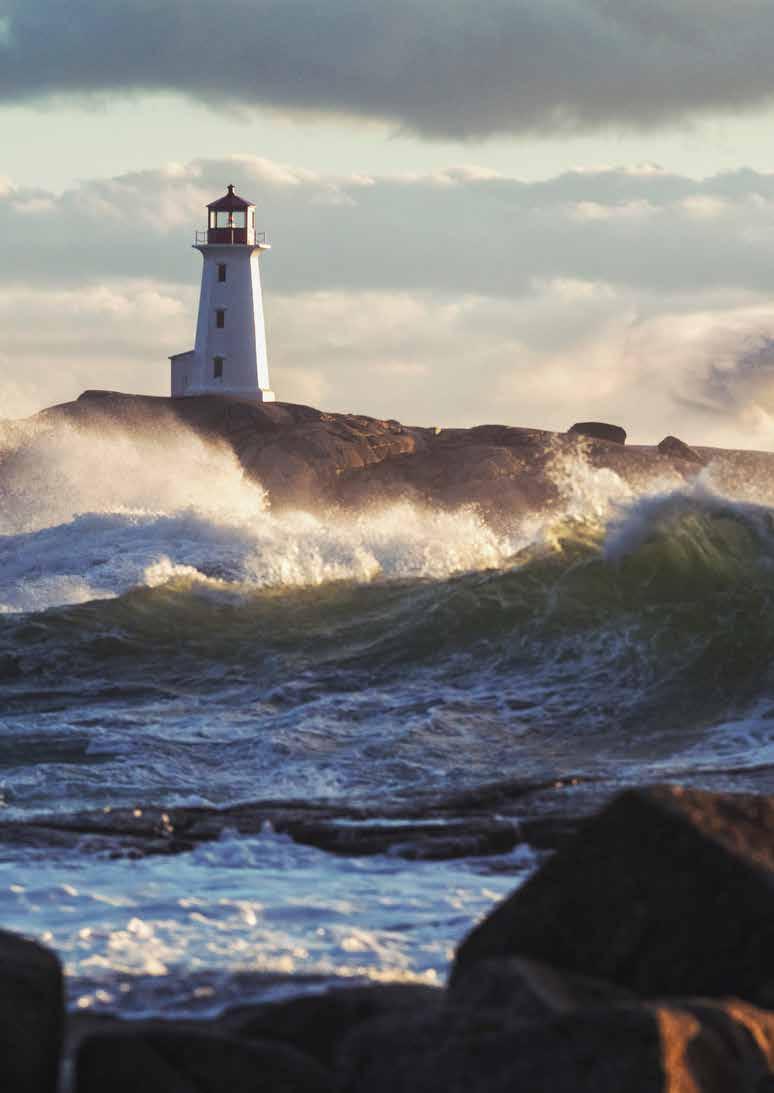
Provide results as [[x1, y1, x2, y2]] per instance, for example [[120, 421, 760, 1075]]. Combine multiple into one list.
[[7, 274, 774, 449], [0, 280, 194, 418], [4, 1, 774, 139], [4, 156, 774, 447], [4, 156, 774, 300]]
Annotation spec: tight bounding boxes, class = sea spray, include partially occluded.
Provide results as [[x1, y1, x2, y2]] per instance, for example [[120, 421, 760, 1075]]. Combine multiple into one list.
[[4, 421, 774, 1017], [0, 416, 268, 535]]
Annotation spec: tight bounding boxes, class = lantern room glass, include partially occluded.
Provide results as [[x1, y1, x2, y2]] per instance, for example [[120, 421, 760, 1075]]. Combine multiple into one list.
[[210, 210, 247, 229]]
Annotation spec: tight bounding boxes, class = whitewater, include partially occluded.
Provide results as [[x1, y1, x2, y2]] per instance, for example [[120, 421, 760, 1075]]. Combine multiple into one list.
[[2, 416, 774, 1017]]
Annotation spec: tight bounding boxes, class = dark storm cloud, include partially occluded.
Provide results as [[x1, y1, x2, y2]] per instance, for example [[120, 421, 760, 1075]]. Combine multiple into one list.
[[3, 1, 774, 138]]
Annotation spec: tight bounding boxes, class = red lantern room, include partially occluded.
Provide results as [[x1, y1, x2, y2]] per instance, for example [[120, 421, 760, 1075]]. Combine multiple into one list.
[[201, 184, 260, 245]]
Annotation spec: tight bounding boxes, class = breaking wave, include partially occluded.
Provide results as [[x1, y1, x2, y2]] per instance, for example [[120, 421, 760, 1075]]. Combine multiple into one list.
[[7, 414, 774, 1023], [0, 503, 527, 614], [3, 415, 774, 813]]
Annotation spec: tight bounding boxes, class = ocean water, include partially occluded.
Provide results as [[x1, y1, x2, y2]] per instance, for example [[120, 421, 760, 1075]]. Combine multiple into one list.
[[2, 416, 774, 1017]]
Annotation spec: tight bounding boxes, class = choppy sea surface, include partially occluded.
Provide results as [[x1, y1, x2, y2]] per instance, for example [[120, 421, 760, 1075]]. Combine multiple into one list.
[[2, 417, 774, 1017]]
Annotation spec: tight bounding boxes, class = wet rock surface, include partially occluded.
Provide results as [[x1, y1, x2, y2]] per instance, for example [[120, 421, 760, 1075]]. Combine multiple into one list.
[[6, 770, 774, 866], [0, 773, 593, 862]]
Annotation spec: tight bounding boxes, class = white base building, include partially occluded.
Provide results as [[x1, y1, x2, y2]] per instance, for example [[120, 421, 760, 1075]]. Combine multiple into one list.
[[170, 185, 274, 402]]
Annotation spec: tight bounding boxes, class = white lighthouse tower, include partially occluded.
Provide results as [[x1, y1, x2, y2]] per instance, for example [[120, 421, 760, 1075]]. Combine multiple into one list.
[[170, 185, 274, 401]]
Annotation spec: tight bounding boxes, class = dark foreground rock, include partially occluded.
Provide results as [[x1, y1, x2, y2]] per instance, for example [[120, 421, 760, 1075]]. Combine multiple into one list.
[[233, 983, 442, 1067], [10, 784, 774, 1091], [337, 998, 774, 1093], [59, 958, 774, 1093], [2, 784, 774, 1091], [0, 929, 63, 1093], [75, 1028, 334, 1093], [448, 956, 635, 1019], [453, 785, 774, 1004], [59, 964, 774, 1093]]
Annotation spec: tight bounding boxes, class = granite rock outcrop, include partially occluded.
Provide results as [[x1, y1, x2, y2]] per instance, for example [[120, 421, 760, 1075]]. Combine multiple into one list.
[[7, 390, 771, 518]]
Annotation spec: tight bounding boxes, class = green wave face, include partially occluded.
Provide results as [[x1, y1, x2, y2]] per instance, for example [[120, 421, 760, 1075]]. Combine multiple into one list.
[[5, 427, 774, 1010], [4, 488, 774, 762]]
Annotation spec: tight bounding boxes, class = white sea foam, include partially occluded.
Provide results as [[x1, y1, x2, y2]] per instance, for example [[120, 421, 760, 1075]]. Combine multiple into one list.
[[0, 417, 268, 536], [0, 415, 753, 612], [0, 501, 529, 612], [0, 832, 531, 1019], [601, 476, 774, 565], [0, 417, 534, 610]]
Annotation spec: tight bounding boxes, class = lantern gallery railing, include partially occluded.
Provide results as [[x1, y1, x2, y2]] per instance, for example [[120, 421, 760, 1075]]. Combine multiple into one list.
[[194, 230, 269, 246]]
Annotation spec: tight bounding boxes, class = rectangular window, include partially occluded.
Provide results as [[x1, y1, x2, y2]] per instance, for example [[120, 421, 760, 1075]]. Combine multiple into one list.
[[232, 210, 246, 228], [217, 264, 227, 283], [213, 356, 224, 379], [216, 309, 225, 329]]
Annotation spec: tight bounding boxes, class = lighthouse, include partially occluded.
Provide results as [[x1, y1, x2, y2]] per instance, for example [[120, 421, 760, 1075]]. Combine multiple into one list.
[[170, 185, 274, 401]]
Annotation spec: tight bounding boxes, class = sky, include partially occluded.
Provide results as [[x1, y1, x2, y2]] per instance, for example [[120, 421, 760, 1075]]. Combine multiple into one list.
[[5, 1, 774, 445]]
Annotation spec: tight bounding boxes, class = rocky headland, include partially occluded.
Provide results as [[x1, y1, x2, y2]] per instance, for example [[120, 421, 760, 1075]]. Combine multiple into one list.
[[5, 388, 773, 517]]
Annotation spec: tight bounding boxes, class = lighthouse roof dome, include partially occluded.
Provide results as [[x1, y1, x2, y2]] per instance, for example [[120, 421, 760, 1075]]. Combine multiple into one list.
[[207, 184, 254, 212]]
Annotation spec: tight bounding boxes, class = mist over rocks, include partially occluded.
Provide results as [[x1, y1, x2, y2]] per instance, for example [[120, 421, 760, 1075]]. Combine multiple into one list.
[[7, 389, 773, 519]]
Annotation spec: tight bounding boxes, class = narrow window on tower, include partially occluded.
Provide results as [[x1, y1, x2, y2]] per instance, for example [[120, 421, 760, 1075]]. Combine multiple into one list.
[[216, 309, 225, 329], [213, 356, 224, 380], [218, 264, 227, 283]]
